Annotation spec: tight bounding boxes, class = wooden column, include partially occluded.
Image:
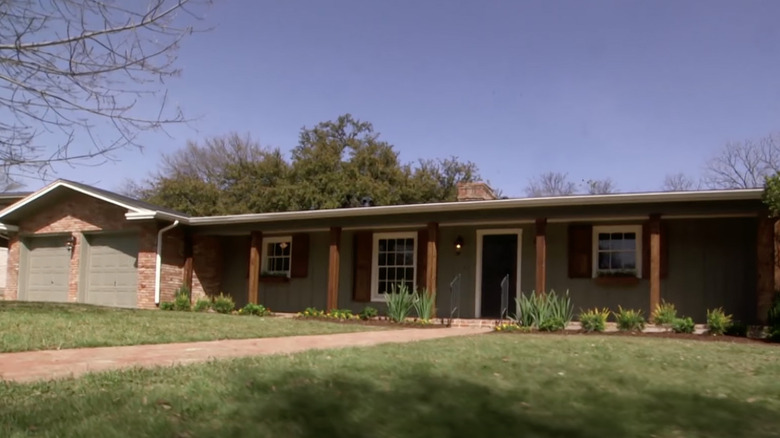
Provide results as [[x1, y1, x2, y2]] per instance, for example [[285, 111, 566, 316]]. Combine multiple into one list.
[[327, 227, 341, 311], [649, 214, 661, 314], [182, 231, 193, 292], [535, 218, 547, 295], [426, 222, 438, 317], [757, 215, 775, 322], [248, 231, 262, 305]]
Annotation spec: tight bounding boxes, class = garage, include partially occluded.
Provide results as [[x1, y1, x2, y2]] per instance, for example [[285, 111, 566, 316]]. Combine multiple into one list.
[[23, 236, 71, 302], [83, 234, 139, 308]]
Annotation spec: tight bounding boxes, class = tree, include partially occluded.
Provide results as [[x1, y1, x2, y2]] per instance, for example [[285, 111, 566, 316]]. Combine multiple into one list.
[[703, 134, 780, 189], [662, 173, 698, 192], [584, 178, 616, 195], [0, 0, 206, 183], [763, 173, 780, 216], [525, 172, 577, 197], [132, 115, 485, 215]]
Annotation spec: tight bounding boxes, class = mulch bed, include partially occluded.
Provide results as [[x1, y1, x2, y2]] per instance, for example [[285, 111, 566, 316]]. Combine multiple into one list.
[[296, 316, 443, 329], [498, 329, 778, 345]]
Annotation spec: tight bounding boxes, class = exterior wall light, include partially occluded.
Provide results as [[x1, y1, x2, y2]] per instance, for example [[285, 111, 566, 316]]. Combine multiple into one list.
[[65, 235, 76, 252], [454, 235, 464, 255]]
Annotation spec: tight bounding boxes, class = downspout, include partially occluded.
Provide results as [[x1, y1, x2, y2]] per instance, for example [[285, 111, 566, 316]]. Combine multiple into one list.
[[155, 220, 180, 305]]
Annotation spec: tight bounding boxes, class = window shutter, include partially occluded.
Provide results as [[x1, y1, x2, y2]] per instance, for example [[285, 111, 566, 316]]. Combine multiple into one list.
[[416, 229, 428, 292], [568, 224, 592, 278], [642, 223, 669, 279], [290, 233, 310, 278], [352, 232, 372, 302]]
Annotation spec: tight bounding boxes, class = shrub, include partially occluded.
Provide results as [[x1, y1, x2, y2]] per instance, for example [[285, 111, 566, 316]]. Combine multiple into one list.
[[579, 308, 610, 332], [651, 300, 677, 325], [706, 307, 733, 335], [327, 309, 356, 320], [671, 316, 695, 334], [385, 283, 416, 323], [239, 303, 270, 316], [769, 292, 780, 342], [212, 293, 235, 314], [359, 306, 378, 320], [724, 320, 748, 337], [173, 292, 191, 312], [413, 289, 436, 322], [160, 301, 174, 311], [193, 298, 211, 312], [614, 306, 645, 332], [513, 290, 572, 331], [494, 322, 528, 332], [299, 307, 325, 318]]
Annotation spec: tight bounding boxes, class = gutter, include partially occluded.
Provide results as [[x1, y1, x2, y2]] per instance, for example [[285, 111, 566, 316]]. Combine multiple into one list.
[[154, 220, 180, 305]]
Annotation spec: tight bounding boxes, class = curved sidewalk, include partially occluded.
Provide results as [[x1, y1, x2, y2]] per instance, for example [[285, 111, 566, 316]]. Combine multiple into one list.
[[0, 327, 490, 383]]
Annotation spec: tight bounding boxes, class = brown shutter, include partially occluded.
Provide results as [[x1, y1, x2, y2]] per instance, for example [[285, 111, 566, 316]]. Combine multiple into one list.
[[643, 223, 669, 279], [568, 224, 592, 278], [352, 232, 372, 302], [291, 233, 310, 278], [416, 229, 428, 292]]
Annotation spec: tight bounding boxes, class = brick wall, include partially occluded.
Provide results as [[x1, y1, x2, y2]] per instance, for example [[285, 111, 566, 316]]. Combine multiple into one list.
[[191, 235, 223, 300], [4, 191, 185, 309]]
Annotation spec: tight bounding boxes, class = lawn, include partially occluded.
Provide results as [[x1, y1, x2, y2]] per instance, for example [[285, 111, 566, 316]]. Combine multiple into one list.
[[0, 302, 383, 352], [1, 334, 778, 437]]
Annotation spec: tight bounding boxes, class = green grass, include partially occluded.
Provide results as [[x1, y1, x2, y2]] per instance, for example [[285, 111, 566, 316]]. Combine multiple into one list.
[[1, 334, 779, 437], [0, 302, 383, 352]]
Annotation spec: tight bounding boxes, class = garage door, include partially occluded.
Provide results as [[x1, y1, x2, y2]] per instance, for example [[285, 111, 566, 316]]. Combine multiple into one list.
[[24, 236, 70, 302], [84, 234, 139, 308]]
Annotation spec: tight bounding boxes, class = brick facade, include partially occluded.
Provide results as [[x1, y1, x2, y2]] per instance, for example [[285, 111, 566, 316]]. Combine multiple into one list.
[[191, 235, 223, 300], [3, 191, 185, 309]]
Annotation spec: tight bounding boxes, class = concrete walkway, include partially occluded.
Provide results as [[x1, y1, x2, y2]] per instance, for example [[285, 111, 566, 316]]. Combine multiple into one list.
[[0, 327, 490, 383]]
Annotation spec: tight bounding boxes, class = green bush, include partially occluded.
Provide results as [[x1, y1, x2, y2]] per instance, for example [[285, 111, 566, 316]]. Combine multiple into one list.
[[212, 293, 235, 314], [239, 303, 270, 316], [706, 307, 733, 335], [513, 290, 572, 331], [579, 308, 610, 332], [614, 306, 645, 332], [193, 298, 211, 312], [651, 300, 677, 325], [160, 301, 174, 311], [539, 317, 566, 332], [299, 307, 325, 318], [413, 288, 436, 322], [672, 316, 695, 333], [385, 283, 416, 323], [327, 309, 356, 320], [359, 306, 378, 320], [173, 292, 191, 312], [724, 320, 748, 337]]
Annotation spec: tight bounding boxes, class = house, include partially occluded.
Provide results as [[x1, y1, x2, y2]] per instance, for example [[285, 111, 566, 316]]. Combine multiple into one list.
[[0, 179, 774, 323], [0, 191, 33, 296]]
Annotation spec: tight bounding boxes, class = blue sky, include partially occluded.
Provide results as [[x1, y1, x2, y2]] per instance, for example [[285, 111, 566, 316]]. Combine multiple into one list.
[[27, 0, 780, 197]]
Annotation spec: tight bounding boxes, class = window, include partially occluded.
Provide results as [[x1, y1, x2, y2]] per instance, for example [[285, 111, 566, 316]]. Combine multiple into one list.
[[592, 225, 641, 278], [261, 236, 292, 277], [371, 232, 416, 301]]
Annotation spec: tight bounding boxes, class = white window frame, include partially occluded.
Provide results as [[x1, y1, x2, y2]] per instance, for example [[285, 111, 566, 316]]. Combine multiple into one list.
[[591, 225, 642, 278], [371, 231, 417, 302], [261, 235, 293, 277]]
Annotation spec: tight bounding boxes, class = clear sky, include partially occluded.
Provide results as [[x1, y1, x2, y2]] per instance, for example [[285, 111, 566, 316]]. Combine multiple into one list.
[[26, 0, 780, 197]]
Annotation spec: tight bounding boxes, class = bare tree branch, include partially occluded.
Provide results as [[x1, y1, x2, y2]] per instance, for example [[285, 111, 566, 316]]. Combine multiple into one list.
[[703, 133, 780, 188], [662, 172, 699, 191], [0, 0, 209, 183], [525, 171, 577, 197], [583, 178, 617, 194]]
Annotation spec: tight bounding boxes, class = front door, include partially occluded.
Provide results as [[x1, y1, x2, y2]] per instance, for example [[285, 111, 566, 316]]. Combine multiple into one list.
[[480, 234, 518, 318]]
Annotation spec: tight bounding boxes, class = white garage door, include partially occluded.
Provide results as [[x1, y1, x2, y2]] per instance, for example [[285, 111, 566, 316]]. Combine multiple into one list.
[[23, 236, 70, 302], [84, 234, 139, 308]]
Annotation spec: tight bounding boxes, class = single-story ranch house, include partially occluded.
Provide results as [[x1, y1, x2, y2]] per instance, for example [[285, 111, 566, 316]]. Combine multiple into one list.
[[0, 179, 776, 323]]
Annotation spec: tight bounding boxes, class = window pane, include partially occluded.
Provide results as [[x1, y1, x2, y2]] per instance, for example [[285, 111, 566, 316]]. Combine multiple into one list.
[[396, 267, 405, 281], [598, 253, 611, 270], [282, 258, 290, 272], [598, 234, 610, 250], [387, 239, 396, 251], [617, 252, 636, 269], [405, 238, 414, 251], [405, 267, 414, 281], [378, 253, 386, 265], [404, 281, 414, 291], [404, 252, 414, 266], [274, 258, 284, 272], [378, 281, 387, 294], [378, 267, 387, 281], [388, 268, 396, 280], [386, 253, 395, 266], [282, 242, 291, 256], [378, 240, 386, 252]]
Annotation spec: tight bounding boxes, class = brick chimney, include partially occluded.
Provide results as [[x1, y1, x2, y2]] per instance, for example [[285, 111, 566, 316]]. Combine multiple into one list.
[[456, 182, 497, 202]]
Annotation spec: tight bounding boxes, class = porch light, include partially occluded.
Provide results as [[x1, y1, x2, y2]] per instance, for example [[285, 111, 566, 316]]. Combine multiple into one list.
[[65, 235, 76, 252], [454, 236, 464, 255]]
